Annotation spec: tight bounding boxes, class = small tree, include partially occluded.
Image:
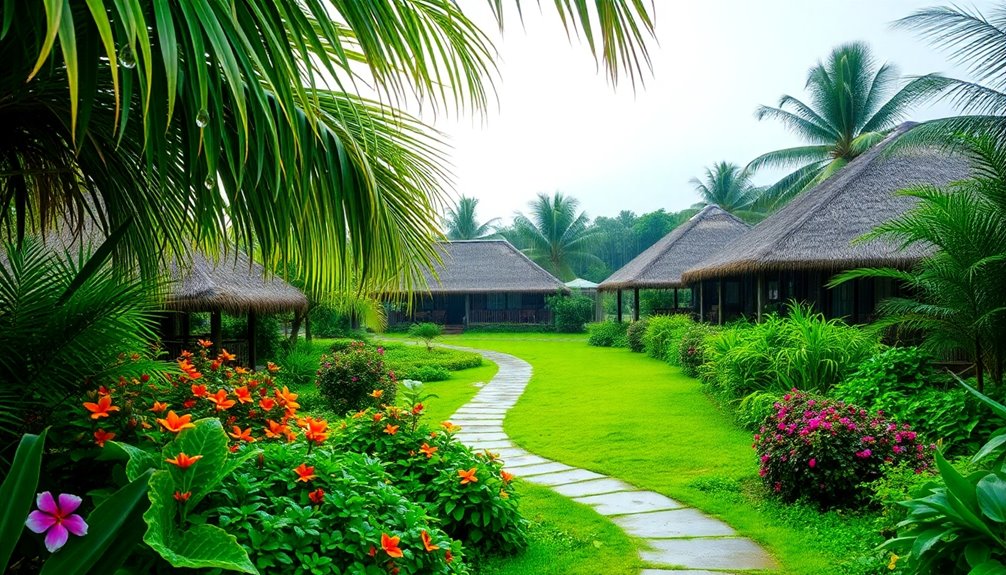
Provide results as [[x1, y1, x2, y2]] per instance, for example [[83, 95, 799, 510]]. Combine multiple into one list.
[[546, 293, 594, 333], [408, 322, 443, 351]]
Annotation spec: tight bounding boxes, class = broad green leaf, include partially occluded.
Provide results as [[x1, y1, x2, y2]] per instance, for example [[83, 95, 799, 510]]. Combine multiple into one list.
[[957, 375, 1006, 420], [39, 470, 152, 575], [970, 560, 1006, 575], [973, 434, 1006, 465], [102, 440, 159, 482], [0, 430, 47, 570], [977, 474, 1006, 523], [910, 527, 949, 560], [162, 418, 229, 508], [966, 541, 993, 568], [143, 471, 257, 574], [936, 449, 980, 513]]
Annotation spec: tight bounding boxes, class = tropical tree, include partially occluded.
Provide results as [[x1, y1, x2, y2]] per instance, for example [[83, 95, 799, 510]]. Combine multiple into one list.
[[690, 162, 766, 222], [748, 42, 934, 210], [512, 192, 601, 281], [444, 196, 500, 240], [831, 132, 1006, 392], [0, 1, 655, 295]]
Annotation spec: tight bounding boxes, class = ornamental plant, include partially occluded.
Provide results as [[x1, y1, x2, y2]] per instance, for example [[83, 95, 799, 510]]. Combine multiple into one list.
[[332, 384, 526, 554], [408, 322, 443, 351], [317, 341, 398, 415], [753, 390, 932, 507], [642, 314, 692, 361], [586, 321, 627, 348], [625, 319, 648, 353]]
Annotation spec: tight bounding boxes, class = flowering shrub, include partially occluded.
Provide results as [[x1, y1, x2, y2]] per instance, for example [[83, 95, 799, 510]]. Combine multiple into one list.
[[677, 323, 718, 377], [753, 390, 932, 507], [316, 341, 397, 415], [332, 384, 527, 555], [203, 443, 469, 575]]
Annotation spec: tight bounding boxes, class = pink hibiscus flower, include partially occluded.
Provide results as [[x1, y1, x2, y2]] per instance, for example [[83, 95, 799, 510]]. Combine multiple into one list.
[[25, 492, 88, 552]]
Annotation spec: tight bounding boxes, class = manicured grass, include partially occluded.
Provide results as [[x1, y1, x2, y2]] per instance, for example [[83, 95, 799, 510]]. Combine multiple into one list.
[[474, 480, 641, 575], [441, 333, 888, 575]]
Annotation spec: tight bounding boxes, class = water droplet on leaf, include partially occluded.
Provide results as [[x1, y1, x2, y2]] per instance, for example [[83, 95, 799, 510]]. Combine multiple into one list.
[[195, 109, 210, 128], [119, 45, 136, 69], [204, 176, 216, 190]]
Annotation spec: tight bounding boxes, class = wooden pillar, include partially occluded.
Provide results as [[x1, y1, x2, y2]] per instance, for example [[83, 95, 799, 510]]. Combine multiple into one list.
[[633, 288, 640, 322], [717, 279, 723, 325], [247, 311, 257, 368], [616, 289, 623, 323], [699, 282, 704, 322], [464, 294, 470, 326], [673, 288, 679, 311], [180, 312, 191, 348], [756, 274, 764, 322], [305, 313, 312, 341], [211, 311, 222, 350]]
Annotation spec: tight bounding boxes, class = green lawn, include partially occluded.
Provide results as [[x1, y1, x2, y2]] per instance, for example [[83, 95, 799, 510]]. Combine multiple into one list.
[[438, 333, 888, 575]]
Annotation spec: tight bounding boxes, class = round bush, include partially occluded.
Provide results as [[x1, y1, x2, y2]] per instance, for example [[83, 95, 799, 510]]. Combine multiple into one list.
[[625, 319, 648, 352], [586, 321, 627, 347], [546, 294, 594, 333], [678, 323, 718, 377], [753, 390, 932, 507], [317, 341, 397, 415]]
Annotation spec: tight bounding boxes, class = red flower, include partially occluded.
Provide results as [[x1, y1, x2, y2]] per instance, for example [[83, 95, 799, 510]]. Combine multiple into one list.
[[294, 463, 316, 482], [83, 395, 120, 419], [228, 426, 255, 443], [381, 533, 403, 558], [207, 389, 236, 411], [93, 429, 115, 447], [173, 491, 192, 502], [421, 530, 439, 552], [308, 488, 325, 504], [166, 452, 203, 469], [190, 383, 207, 397]]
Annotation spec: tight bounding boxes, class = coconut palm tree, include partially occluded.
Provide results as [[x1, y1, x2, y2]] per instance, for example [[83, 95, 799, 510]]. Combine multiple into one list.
[[444, 196, 500, 240], [512, 192, 601, 281], [0, 1, 655, 295], [748, 42, 934, 210], [690, 162, 766, 222]]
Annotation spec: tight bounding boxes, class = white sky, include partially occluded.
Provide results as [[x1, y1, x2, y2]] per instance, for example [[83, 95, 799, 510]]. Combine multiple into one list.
[[416, 0, 990, 226]]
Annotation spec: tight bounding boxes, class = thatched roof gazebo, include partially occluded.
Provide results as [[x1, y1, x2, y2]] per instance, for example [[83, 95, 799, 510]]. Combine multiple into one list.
[[598, 205, 750, 321], [682, 122, 972, 323]]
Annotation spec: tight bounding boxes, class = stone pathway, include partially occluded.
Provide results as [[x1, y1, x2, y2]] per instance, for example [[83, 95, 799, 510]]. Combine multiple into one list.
[[446, 345, 779, 574]]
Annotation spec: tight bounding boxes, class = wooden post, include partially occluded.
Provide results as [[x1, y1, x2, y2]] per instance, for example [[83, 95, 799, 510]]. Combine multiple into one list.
[[464, 294, 470, 326], [616, 289, 623, 322], [305, 313, 312, 341], [633, 288, 640, 322], [699, 283, 704, 322], [247, 311, 257, 369], [211, 311, 222, 350], [756, 274, 764, 322], [673, 288, 679, 311], [717, 279, 723, 325], [180, 312, 191, 349]]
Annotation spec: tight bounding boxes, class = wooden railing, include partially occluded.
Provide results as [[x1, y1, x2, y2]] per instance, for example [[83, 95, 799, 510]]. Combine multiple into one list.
[[468, 309, 551, 324]]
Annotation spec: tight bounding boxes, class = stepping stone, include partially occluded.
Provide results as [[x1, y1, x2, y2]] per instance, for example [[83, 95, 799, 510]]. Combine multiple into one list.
[[510, 461, 573, 477], [614, 509, 736, 538], [449, 423, 503, 431], [463, 441, 514, 450], [550, 478, 635, 497], [573, 490, 683, 516], [454, 432, 508, 442], [641, 571, 733, 575], [640, 538, 779, 571], [500, 454, 551, 468], [494, 448, 530, 460], [523, 468, 605, 486]]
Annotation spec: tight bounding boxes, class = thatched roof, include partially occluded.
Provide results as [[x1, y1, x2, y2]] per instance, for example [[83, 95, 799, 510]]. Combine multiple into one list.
[[165, 250, 308, 314], [682, 123, 973, 282], [598, 205, 750, 290], [396, 240, 568, 295]]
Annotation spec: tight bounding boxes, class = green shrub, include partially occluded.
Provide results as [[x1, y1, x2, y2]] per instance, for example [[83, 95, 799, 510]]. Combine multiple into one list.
[[275, 340, 320, 391], [586, 321, 627, 347], [308, 305, 352, 338], [753, 390, 932, 508], [399, 364, 452, 383], [678, 323, 719, 377], [328, 336, 368, 352], [833, 347, 992, 454], [333, 390, 527, 555], [642, 314, 693, 362], [546, 294, 594, 333], [382, 344, 483, 373], [317, 342, 397, 415], [625, 319, 648, 352], [408, 322, 443, 351]]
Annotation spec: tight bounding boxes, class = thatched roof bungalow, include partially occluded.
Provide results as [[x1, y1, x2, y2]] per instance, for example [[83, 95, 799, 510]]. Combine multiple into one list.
[[598, 205, 750, 321], [385, 239, 568, 326], [682, 122, 972, 323]]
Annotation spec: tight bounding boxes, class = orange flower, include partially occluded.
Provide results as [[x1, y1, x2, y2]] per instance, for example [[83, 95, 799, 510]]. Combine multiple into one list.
[[83, 395, 120, 419], [421, 530, 439, 552], [352, 410, 367, 419], [259, 397, 276, 411], [284, 429, 297, 443], [173, 490, 192, 502], [198, 339, 213, 348], [419, 443, 438, 458], [217, 349, 236, 362], [275, 386, 300, 410], [210, 360, 222, 371], [412, 403, 424, 415], [228, 426, 255, 443], [93, 429, 115, 447], [308, 488, 325, 504], [235, 367, 250, 375], [386, 406, 403, 419], [501, 470, 514, 484], [183, 399, 197, 409], [370, 389, 384, 398], [381, 533, 403, 558], [158, 410, 196, 433], [149, 401, 169, 413], [384, 424, 399, 435], [179, 350, 193, 359], [294, 463, 316, 482], [441, 421, 461, 433], [304, 418, 329, 444], [207, 389, 236, 411], [264, 419, 288, 439], [266, 362, 280, 373], [458, 467, 478, 485], [190, 383, 207, 397], [234, 386, 253, 404], [372, 413, 383, 422], [179, 359, 202, 380], [166, 452, 203, 469]]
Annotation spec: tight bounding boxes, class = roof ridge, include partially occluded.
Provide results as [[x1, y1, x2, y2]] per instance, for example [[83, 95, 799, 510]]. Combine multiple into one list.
[[496, 239, 567, 288]]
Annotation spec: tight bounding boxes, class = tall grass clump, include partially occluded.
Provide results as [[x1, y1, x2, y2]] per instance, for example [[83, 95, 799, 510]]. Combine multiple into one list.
[[642, 314, 694, 363]]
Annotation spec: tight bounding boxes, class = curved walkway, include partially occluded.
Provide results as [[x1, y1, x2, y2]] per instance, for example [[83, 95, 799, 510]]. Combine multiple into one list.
[[447, 345, 779, 574]]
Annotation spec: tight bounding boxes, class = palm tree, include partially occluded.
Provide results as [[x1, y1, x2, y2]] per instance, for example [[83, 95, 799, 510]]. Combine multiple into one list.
[[444, 196, 500, 240], [748, 42, 934, 210], [512, 192, 601, 281], [831, 132, 1006, 392], [0, 2, 655, 295], [690, 162, 766, 222]]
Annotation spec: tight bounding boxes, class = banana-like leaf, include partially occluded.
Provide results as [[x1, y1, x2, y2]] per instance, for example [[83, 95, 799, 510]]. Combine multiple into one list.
[[0, 430, 47, 570], [977, 474, 1006, 523]]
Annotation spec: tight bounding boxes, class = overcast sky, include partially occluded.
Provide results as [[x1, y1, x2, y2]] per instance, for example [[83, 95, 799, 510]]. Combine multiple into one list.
[[417, 0, 990, 226]]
